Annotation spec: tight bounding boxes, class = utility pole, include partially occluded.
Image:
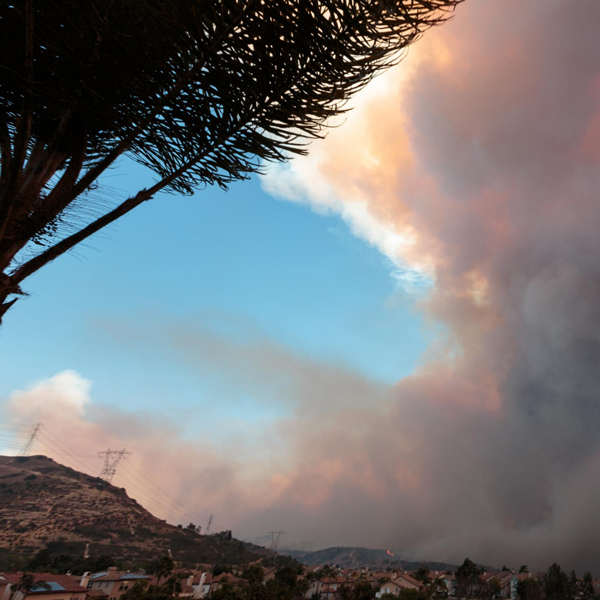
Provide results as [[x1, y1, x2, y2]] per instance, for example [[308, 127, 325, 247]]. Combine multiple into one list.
[[19, 422, 42, 456], [205, 515, 213, 535], [98, 448, 131, 483], [269, 531, 286, 551]]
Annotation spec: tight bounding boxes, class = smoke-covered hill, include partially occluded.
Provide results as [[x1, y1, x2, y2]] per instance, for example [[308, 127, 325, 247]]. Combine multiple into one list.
[[283, 546, 460, 571]]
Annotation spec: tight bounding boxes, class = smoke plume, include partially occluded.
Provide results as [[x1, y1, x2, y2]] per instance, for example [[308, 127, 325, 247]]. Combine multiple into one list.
[[262, 0, 600, 572]]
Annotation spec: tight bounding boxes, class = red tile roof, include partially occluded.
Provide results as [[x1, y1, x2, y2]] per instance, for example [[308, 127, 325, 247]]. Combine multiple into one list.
[[0, 574, 87, 594], [395, 573, 422, 588]]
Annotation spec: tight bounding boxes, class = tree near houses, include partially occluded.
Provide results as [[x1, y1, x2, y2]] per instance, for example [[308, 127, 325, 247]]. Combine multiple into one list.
[[8, 575, 51, 600], [397, 589, 428, 600], [455, 558, 484, 599], [485, 579, 502, 600], [415, 565, 431, 584], [8, 573, 35, 600], [352, 581, 377, 600], [427, 577, 448, 600], [516, 568, 600, 600], [153, 554, 175, 588], [578, 571, 596, 600], [516, 578, 542, 600], [542, 564, 576, 600], [120, 578, 181, 600], [242, 565, 265, 588], [0, 0, 461, 324]]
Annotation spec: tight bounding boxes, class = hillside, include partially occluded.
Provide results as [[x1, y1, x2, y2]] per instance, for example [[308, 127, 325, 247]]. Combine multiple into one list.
[[284, 547, 459, 571], [0, 454, 268, 565]]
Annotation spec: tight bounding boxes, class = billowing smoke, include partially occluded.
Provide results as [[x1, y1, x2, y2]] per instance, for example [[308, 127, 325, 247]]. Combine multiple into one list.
[[261, 0, 600, 573], [3, 0, 600, 575]]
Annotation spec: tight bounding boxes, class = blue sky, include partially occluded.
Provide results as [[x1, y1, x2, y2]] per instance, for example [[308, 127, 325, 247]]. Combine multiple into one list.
[[0, 159, 431, 431]]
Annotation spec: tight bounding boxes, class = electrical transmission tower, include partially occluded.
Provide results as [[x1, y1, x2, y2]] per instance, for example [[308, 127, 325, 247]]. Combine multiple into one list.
[[269, 531, 286, 551], [19, 422, 42, 456], [205, 515, 213, 535], [98, 448, 131, 483]]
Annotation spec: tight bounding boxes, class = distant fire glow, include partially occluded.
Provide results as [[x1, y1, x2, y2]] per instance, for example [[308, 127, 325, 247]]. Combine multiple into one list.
[[387, 550, 395, 556]]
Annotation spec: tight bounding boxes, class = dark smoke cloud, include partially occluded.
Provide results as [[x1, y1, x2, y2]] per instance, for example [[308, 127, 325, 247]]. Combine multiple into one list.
[[259, 0, 600, 573]]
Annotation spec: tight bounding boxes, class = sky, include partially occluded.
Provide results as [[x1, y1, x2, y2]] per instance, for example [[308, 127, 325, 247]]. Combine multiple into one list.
[[2, 0, 600, 575]]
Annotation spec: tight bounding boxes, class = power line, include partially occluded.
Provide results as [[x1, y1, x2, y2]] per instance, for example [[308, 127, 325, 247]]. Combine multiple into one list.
[[39, 429, 107, 469], [19, 422, 42, 456], [116, 461, 211, 526], [98, 448, 131, 483], [269, 531, 286, 551], [0, 421, 33, 449], [35, 431, 207, 527], [0, 433, 28, 444], [0, 434, 203, 527], [0, 442, 26, 452], [0, 423, 220, 535], [205, 515, 213, 535], [37, 431, 99, 475], [118, 460, 212, 524]]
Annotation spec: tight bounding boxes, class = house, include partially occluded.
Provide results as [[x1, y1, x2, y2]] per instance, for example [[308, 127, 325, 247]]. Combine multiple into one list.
[[375, 573, 422, 598], [168, 572, 208, 599], [198, 573, 213, 598], [441, 574, 456, 597], [85, 591, 109, 600], [206, 574, 246, 596], [0, 574, 87, 600], [306, 577, 351, 600], [84, 568, 150, 600], [186, 573, 207, 599], [482, 572, 519, 599], [512, 574, 538, 600], [376, 580, 406, 597], [394, 574, 421, 591], [0, 577, 9, 600], [420, 572, 453, 598], [356, 574, 380, 588], [176, 582, 194, 599], [501, 572, 519, 599]]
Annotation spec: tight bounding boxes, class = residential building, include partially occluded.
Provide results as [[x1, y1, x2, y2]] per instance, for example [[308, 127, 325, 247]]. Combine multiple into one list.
[[84, 568, 150, 600], [0, 574, 87, 600], [441, 574, 456, 597], [376, 580, 407, 597], [306, 576, 351, 600], [205, 574, 246, 596], [375, 572, 422, 598]]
